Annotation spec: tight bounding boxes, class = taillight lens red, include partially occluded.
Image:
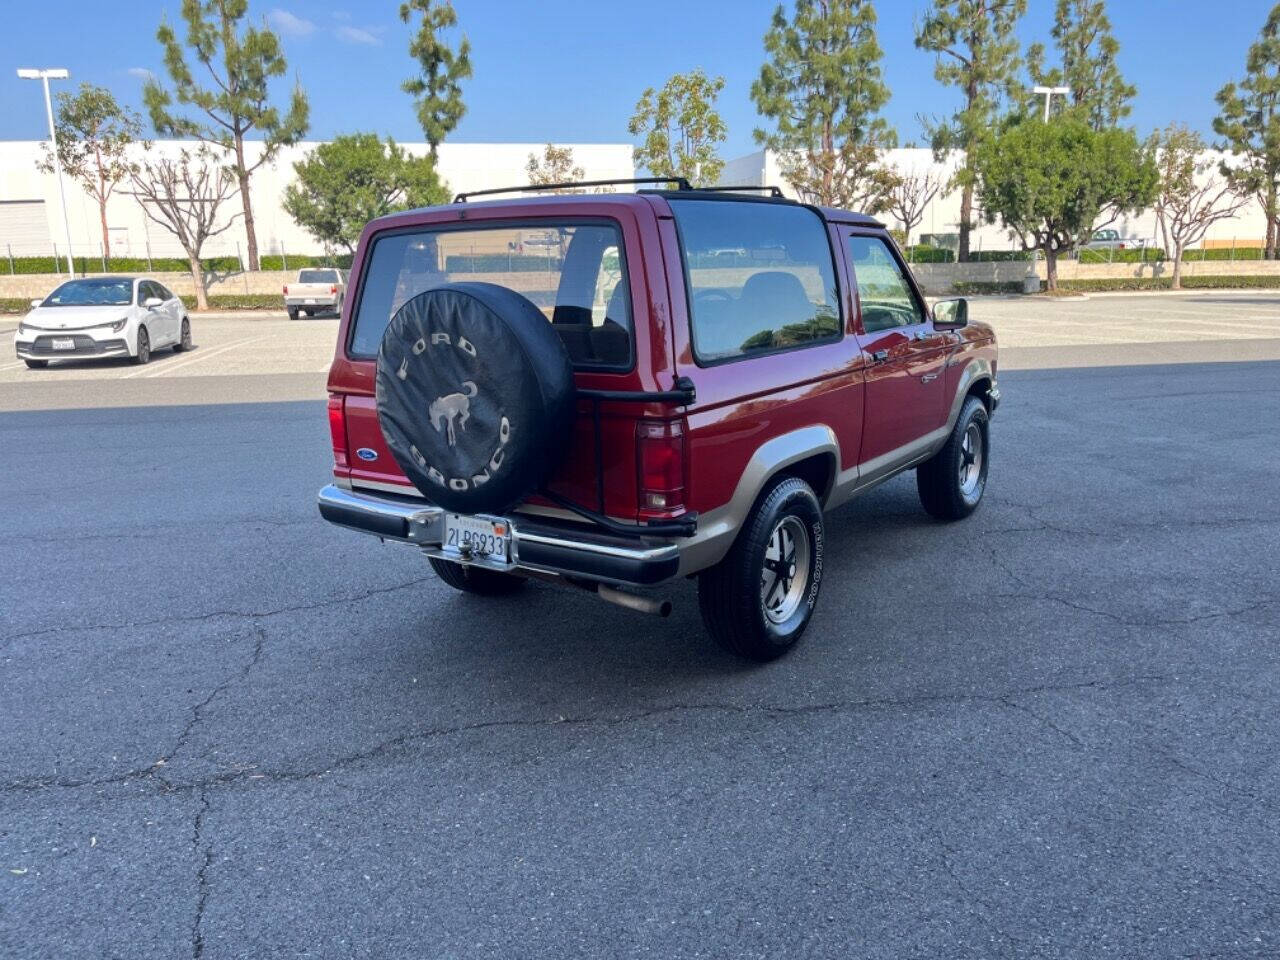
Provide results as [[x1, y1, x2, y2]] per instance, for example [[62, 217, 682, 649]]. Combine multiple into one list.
[[327, 394, 348, 468], [330, 284, 338, 295], [282, 285, 288, 295], [636, 419, 685, 517]]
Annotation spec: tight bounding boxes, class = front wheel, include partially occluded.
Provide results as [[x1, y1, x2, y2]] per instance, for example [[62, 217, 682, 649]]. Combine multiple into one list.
[[428, 556, 525, 595], [133, 327, 151, 365], [698, 476, 825, 661], [917, 394, 990, 520], [173, 317, 192, 352]]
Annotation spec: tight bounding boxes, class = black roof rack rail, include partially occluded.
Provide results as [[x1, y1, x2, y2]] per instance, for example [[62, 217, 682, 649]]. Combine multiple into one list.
[[697, 185, 787, 198], [453, 176, 692, 203]]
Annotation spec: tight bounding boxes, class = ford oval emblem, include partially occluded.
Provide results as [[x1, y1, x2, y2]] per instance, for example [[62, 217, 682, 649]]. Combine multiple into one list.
[[355, 448, 379, 462]]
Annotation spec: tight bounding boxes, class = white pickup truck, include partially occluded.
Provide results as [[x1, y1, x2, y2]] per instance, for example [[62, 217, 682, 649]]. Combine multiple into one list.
[[283, 268, 346, 319]]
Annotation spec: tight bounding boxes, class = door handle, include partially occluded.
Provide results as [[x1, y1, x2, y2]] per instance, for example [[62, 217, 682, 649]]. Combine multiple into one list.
[[870, 349, 889, 364], [921, 372, 940, 383]]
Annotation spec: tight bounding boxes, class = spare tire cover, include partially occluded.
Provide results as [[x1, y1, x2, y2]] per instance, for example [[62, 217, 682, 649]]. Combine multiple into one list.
[[376, 282, 574, 513]]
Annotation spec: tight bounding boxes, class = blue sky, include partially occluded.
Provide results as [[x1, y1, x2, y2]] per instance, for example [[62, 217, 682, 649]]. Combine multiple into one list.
[[1, 0, 1274, 157]]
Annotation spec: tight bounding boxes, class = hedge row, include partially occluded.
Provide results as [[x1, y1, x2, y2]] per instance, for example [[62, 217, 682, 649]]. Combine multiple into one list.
[[903, 245, 954, 263], [2, 254, 349, 275], [1077, 247, 1165, 264], [445, 253, 564, 272], [1181, 247, 1268, 261], [952, 275, 1280, 296]]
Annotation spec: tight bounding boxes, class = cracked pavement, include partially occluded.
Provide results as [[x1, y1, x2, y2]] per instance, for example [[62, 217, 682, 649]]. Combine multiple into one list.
[[2, 337, 1279, 958]]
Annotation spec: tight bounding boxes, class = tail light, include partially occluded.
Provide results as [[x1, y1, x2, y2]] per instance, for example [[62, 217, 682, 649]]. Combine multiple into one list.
[[636, 419, 685, 518], [282, 285, 288, 295], [327, 393, 349, 468], [330, 284, 338, 295]]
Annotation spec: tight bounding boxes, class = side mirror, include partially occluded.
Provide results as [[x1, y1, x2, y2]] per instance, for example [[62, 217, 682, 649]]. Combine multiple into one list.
[[29, 298, 42, 308], [933, 297, 968, 331], [143, 296, 164, 308]]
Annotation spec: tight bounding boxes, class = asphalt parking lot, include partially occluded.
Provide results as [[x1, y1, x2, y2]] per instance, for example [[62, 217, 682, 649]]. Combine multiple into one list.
[[2, 292, 1279, 958]]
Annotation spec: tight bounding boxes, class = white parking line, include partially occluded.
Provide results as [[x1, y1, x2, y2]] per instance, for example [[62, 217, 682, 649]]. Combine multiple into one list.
[[0, 360, 28, 372], [118, 336, 265, 379]]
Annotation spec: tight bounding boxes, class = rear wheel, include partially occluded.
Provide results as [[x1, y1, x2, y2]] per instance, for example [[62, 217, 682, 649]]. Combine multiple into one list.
[[173, 317, 192, 352], [917, 394, 990, 520], [698, 476, 824, 661], [23, 358, 48, 369], [133, 327, 151, 365], [428, 556, 525, 595], [287, 307, 299, 320]]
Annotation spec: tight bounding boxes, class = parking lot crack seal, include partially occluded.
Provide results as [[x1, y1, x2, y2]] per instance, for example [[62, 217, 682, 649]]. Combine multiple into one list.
[[994, 592, 1277, 627], [190, 790, 212, 960]]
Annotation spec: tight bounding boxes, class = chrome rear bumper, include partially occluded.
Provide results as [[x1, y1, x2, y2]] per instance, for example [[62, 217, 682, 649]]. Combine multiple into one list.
[[316, 484, 681, 587]]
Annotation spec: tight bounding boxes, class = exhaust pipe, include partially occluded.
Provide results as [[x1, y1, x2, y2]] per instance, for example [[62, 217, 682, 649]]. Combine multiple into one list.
[[596, 584, 672, 618]]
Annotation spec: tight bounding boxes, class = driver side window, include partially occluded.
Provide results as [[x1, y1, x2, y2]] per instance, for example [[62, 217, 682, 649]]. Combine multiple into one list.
[[847, 235, 924, 333]]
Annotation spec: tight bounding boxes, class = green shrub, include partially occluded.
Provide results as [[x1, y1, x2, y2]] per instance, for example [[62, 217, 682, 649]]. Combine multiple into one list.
[[444, 253, 564, 272], [1056, 275, 1280, 292], [261, 253, 352, 271], [969, 250, 1032, 262], [952, 281, 1025, 295], [1077, 247, 1164, 264], [1182, 247, 1266, 261], [903, 245, 954, 263], [3, 255, 247, 275], [181, 294, 287, 310]]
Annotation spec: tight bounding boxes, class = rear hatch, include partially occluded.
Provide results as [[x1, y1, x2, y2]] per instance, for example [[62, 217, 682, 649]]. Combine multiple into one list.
[[328, 199, 685, 525]]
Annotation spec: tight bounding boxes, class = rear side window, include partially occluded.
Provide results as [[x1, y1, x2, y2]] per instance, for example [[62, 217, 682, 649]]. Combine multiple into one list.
[[670, 199, 840, 364], [348, 221, 632, 369], [846, 236, 925, 332]]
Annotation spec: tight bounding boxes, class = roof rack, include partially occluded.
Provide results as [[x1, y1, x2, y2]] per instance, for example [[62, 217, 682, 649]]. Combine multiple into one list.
[[453, 176, 692, 203], [696, 185, 787, 198]]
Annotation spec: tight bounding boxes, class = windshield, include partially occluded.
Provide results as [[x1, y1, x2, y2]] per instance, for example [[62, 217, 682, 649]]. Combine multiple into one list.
[[299, 269, 340, 283], [43, 278, 134, 307]]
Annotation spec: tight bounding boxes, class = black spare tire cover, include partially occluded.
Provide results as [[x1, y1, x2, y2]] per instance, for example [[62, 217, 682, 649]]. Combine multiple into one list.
[[376, 282, 574, 514]]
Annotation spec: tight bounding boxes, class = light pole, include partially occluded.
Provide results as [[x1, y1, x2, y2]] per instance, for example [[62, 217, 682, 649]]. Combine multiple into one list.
[[18, 67, 75, 277], [1033, 85, 1071, 123]]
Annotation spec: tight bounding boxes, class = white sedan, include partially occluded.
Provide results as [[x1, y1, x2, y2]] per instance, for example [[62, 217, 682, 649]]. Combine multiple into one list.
[[14, 276, 191, 368]]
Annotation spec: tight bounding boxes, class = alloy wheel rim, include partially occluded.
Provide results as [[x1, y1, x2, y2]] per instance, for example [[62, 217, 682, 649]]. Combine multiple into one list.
[[139, 332, 149, 362], [182, 322, 191, 348], [760, 515, 810, 625], [959, 422, 984, 497]]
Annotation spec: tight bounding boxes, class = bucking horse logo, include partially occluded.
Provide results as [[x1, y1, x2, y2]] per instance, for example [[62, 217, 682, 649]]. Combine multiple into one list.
[[429, 381, 478, 447]]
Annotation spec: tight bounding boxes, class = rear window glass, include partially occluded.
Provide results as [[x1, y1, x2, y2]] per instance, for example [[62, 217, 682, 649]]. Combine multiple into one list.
[[670, 199, 840, 363], [349, 222, 632, 369], [299, 269, 340, 283]]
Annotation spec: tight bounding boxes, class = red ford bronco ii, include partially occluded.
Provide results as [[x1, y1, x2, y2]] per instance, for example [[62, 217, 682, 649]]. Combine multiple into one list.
[[318, 179, 999, 660]]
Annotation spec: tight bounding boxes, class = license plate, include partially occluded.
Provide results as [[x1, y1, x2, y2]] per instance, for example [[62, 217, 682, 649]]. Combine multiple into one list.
[[443, 514, 511, 562], [306, 299, 321, 305], [52, 338, 75, 351]]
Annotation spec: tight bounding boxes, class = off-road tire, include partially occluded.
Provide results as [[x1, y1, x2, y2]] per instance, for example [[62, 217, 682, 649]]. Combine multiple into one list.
[[917, 394, 990, 520], [428, 556, 526, 595], [287, 307, 299, 320], [698, 476, 825, 661], [23, 358, 48, 369]]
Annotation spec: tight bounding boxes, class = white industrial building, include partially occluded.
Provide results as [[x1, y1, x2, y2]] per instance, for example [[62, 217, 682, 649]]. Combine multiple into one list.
[[0, 140, 636, 263], [0, 138, 1270, 265]]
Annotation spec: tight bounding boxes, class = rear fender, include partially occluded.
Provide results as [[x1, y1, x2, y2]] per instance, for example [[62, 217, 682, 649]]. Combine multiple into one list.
[[677, 424, 839, 576]]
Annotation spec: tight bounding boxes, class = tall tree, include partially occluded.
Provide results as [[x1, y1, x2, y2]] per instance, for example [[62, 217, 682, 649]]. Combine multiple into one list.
[[1026, 0, 1135, 129], [1214, 3, 1280, 259], [37, 83, 142, 259], [1149, 124, 1251, 290], [525, 144, 586, 190], [400, 0, 472, 158], [283, 134, 450, 255], [885, 165, 943, 249], [144, 0, 310, 271], [915, 0, 1027, 261], [129, 146, 241, 310], [752, 0, 897, 208], [974, 114, 1156, 289], [629, 69, 728, 187]]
